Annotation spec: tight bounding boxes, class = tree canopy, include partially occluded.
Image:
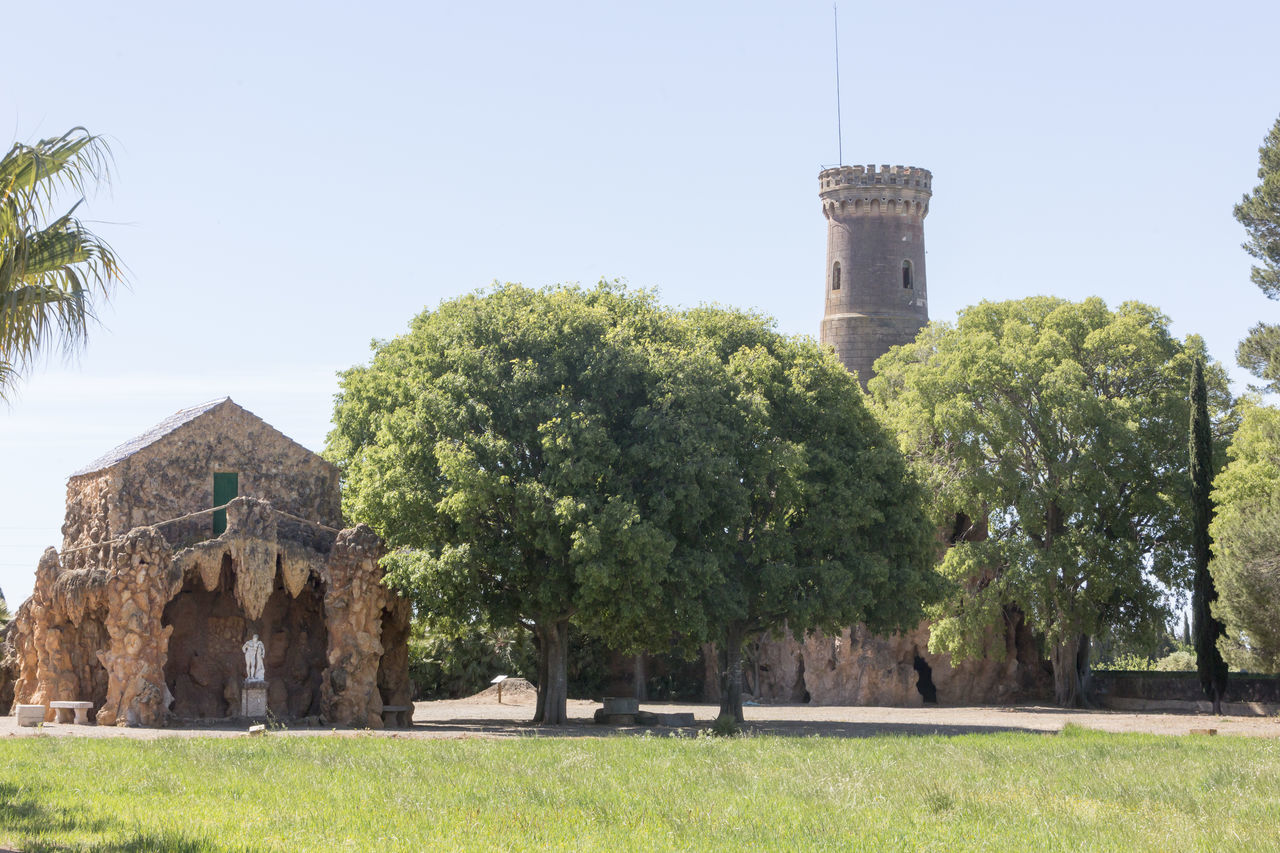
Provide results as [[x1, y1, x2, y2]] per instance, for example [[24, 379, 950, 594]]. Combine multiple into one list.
[[1, 128, 122, 399], [327, 283, 940, 723], [681, 306, 939, 722], [1234, 114, 1280, 392], [327, 283, 740, 723], [869, 296, 1227, 706], [1209, 399, 1280, 672]]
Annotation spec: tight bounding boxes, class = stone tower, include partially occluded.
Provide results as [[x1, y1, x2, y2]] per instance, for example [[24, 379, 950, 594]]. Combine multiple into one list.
[[819, 164, 932, 384]]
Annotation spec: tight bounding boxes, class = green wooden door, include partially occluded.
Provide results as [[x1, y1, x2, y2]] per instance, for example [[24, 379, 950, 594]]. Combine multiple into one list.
[[213, 472, 239, 535]]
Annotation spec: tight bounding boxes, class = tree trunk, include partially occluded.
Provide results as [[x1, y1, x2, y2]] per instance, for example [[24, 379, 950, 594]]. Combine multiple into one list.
[[633, 654, 646, 701], [533, 629, 547, 723], [1075, 633, 1092, 707], [533, 620, 570, 725], [1052, 635, 1084, 707], [719, 625, 746, 723]]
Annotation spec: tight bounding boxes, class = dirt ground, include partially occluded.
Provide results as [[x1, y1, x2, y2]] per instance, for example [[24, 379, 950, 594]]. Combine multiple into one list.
[[6, 692, 1280, 740]]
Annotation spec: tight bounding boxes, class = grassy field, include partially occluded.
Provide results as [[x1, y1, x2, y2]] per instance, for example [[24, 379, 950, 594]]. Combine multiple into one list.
[[2, 726, 1279, 852]]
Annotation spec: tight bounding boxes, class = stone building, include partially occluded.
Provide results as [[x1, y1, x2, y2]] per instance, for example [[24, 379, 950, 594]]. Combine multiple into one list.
[[819, 164, 932, 386], [4, 398, 411, 726], [732, 165, 1049, 707]]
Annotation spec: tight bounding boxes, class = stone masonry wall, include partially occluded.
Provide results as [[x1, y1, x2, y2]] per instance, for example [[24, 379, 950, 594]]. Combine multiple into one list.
[[62, 401, 341, 565]]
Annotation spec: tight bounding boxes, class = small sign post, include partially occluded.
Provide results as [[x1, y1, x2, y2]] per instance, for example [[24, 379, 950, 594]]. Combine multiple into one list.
[[491, 674, 509, 704]]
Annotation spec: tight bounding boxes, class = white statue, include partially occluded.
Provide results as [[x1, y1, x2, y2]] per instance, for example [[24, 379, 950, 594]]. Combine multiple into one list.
[[242, 634, 265, 682]]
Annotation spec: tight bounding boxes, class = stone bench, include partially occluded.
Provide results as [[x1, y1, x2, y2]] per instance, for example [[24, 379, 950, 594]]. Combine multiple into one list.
[[381, 705, 412, 727], [593, 703, 696, 728], [50, 701, 94, 725], [15, 704, 45, 727]]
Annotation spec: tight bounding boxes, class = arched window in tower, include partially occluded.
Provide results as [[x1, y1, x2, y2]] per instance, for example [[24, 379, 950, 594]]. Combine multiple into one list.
[[902, 259, 914, 289], [831, 261, 842, 291]]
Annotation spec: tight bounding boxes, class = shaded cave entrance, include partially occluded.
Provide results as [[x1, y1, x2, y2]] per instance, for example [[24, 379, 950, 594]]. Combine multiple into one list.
[[162, 553, 328, 719], [913, 653, 938, 703]]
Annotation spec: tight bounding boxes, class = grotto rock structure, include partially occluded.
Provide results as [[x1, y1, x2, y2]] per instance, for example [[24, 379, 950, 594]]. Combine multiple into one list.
[[3, 399, 410, 727]]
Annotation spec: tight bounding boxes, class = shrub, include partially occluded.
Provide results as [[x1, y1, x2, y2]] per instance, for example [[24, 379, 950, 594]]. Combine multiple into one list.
[[1153, 650, 1197, 672]]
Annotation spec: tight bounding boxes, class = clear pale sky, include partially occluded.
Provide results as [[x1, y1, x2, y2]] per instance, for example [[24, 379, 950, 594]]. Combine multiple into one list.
[[2, 1, 1278, 604]]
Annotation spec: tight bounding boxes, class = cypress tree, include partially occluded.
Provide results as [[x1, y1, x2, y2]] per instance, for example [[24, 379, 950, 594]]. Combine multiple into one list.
[[1190, 355, 1227, 714]]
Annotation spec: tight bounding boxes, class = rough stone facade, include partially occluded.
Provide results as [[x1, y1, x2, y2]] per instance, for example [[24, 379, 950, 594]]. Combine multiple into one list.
[[321, 525, 413, 728], [708, 617, 1049, 707], [3, 400, 409, 727], [61, 398, 341, 570]]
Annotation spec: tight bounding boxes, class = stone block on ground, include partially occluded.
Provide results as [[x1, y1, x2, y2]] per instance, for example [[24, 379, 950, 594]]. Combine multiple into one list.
[[602, 696, 639, 715], [15, 704, 45, 727], [655, 712, 696, 727]]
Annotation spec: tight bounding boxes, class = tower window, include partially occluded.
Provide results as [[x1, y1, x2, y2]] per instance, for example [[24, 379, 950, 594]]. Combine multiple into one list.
[[902, 260, 914, 289], [831, 261, 841, 291]]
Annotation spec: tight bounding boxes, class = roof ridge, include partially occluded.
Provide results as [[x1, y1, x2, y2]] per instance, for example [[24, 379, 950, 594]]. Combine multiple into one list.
[[70, 398, 233, 477]]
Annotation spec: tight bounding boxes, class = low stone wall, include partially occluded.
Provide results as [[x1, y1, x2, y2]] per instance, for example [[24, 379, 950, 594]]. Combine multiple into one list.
[[1091, 671, 1280, 707]]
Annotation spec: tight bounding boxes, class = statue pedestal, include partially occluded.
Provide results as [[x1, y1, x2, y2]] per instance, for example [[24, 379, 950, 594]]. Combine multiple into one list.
[[241, 680, 267, 718]]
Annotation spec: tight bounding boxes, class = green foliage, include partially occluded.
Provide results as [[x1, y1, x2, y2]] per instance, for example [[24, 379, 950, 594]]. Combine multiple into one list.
[[869, 297, 1230, 705], [1091, 623, 1184, 671], [0, 128, 123, 399], [1210, 400, 1280, 672], [1190, 356, 1228, 704], [1235, 116, 1280, 300], [5, 733, 1280, 851], [405, 621, 619, 700], [329, 282, 746, 723], [329, 284, 937, 724], [1095, 644, 1197, 673], [1234, 115, 1280, 391], [1093, 653, 1159, 672], [0, 587, 9, 627], [679, 305, 939, 721], [1155, 649, 1198, 672], [1237, 323, 1280, 392], [407, 623, 537, 700]]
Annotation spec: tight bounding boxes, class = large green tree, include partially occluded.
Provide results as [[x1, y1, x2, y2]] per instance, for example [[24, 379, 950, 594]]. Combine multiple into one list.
[[1209, 399, 1280, 672], [1234, 115, 1280, 392], [683, 306, 939, 723], [1190, 355, 1227, 712], [326, 283, 737, 724], [1, 128, 122, 398], [869, 297, 1225, 706]]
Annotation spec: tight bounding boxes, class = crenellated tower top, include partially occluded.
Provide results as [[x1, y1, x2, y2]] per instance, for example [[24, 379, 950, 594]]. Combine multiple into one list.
[[819, 164, 932, 219]]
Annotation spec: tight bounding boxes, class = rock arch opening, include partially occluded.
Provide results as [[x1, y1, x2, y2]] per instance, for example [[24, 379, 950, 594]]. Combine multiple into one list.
[[162, 552, 328, 719], [913, 652, 938, 703]]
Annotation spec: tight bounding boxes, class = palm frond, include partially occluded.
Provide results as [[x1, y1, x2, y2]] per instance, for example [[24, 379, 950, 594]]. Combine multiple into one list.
[[0, 127, 123, 399]]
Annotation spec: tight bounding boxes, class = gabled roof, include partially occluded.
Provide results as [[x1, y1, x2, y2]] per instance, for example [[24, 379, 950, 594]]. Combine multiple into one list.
[[71, 398, 232, 477]]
